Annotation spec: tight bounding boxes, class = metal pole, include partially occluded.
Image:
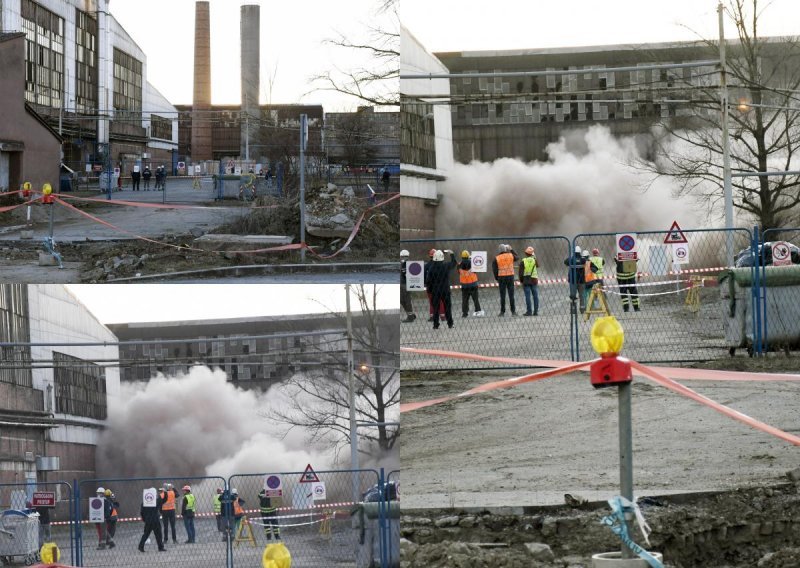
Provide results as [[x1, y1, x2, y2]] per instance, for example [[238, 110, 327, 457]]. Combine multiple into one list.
[[719, 2, 734, 265], [345, 284, 359, 502], [300, 114, 307, 262], [48, 202, 54, 243], [618, 381, 634, 559]]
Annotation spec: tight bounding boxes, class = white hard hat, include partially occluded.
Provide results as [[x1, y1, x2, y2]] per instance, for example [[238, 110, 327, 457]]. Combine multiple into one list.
[[575, 245, 581, 253], [581, 249, 590, 257], [232, 488, 238, 495], [400, 249, 409, 257], [433, 250, 444, 261], [96, 487, 105, 494]]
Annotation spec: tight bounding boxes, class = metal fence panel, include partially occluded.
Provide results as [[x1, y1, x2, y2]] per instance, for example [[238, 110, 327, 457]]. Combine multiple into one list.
[[76, 476, 226, 567], [0, 481, 73, 566], [759, 228, 800, 354], [228, 469, 379, 567], [400, 236, 574, 370], [573, 228, 751, 363]]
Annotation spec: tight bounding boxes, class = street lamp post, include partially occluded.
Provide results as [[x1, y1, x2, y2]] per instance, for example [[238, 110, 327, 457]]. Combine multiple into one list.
[[345, 284, 359, 504]]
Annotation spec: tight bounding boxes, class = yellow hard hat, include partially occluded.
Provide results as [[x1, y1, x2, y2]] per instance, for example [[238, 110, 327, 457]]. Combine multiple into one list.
[[22, 182, 32, 190], [42, 183, 52, 195], [461, 250, 470, 258]]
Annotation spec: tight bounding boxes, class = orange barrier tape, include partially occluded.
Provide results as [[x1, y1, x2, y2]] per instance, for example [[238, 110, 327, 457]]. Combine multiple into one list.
[[400, 359, 595, 412], [629, 360, 800, 446], [0, 189, 24, 197], [401, 347, 800, 382], [0, 200, 35, 213], [58, 194, 257, 211]]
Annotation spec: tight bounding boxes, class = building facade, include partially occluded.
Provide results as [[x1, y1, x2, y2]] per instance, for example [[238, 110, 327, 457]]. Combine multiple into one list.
[[108, 310, 399, 391], [0, 0, 178, 186], [0, 284, 120, 486], [325, 107, 400, 168], [400, 25, 454, 240]]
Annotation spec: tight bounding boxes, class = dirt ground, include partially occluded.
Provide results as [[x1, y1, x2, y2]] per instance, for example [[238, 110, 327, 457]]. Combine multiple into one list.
[[400, 357, 800, 510]]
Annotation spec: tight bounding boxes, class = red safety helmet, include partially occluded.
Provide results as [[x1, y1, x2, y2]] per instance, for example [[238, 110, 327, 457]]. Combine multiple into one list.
[[428, 248, 436, 258]]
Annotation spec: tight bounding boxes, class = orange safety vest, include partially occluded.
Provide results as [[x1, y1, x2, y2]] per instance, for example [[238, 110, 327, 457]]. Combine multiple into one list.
[[162, 489, 177, 511], [233, 498, 244, 518], [496, 253, 514, 277], [459, 267, 478, 285]]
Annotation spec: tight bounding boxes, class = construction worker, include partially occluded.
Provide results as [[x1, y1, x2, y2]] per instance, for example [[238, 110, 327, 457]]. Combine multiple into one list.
[[104, 489, 119, 546], [181, 485, 196, 543], [258, 488, 281, 541], [458, 250, 484, 317], [425, 249, 457, 329], [232, 489, 246, 538], [564, 245, 586, 312], [492, 244, 518, 316], [424, 248, 445, 322], [400, 250, 417, 323], [213, 488, 224, 536], [616, 253, 641, 312], [93, 487, 112, 549], [139, 488, 166, 552], [580, 249, 591, 308], [585, 248, 605, 297], [519, 246, 540, 316], [159, 482, 179, 544]]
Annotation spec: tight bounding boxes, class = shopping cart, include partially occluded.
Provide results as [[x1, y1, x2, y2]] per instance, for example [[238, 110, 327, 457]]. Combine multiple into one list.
[[0, 510, 40, 566]]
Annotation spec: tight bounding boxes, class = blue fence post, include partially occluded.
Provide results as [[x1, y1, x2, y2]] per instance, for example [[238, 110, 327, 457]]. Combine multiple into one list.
[[753, 226, 762, 356], [379, 467, 388, 568], [570, 237, 579, 362], [760, 228, 769, 355]]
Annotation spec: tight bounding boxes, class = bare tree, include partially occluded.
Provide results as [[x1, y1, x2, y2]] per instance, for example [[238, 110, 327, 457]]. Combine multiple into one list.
[[646, 0, 800, 229], [269, 284, 399, 461], [309, 0, 399, 107]]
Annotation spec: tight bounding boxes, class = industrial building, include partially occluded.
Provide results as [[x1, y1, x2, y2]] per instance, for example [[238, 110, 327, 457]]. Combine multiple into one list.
[[0, 0, 179, 192], [108, 310, 400, 391], [0, 284, 120, 485], [400, 25, 454, 240], [325, 106, 400, 169]]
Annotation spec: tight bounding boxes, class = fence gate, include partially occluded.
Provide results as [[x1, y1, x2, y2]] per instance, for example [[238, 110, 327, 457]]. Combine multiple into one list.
[[229, 468, 382, 567], [757, 228, 800, 355], [75, 476, 227, 567], [400, 236, 574, 371], [573, 227, 751, 363]]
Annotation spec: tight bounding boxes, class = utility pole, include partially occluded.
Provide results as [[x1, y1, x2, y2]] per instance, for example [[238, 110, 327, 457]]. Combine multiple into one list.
[[345, 284, 359, 504], [299, 114, 308, 262], [719, 2, 734, 265]]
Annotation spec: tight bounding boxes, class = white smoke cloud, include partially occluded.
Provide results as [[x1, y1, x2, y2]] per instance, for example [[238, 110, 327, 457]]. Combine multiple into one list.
[[97, 367, 334, 479], [436, 125, 702, 238]]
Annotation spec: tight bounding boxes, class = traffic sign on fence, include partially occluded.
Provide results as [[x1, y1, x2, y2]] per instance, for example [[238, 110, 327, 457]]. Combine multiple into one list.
[[264, 474, 283, 497], [89, 497, 105, 522], [471, 251, 487, 272], [772, 241, 792, 266], [615, 233, 638, 261], [31, 491, 55, 507], [311, 482, 327, 501], [664, 220, 688, 244], [672, 242, 690, 264], [299, 464, 320, 483], [406, 261, 424, 291]]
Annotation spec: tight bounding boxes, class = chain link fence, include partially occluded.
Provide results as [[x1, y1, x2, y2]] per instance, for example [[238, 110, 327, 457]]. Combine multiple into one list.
[[0, 481, 74, 566], [401, 229, 753, 369], [401, 236, 574, 370], [754, 228, 800, 355], [229, 469, 381, 567]]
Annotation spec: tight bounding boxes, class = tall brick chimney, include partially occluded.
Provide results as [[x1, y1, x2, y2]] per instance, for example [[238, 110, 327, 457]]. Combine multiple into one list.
[[191, 1, 212, 161]]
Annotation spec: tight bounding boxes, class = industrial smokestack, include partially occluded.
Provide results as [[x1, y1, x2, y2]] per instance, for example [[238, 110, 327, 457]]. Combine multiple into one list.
[[192, 1, 212, 161], [240, 4, 260, 161]]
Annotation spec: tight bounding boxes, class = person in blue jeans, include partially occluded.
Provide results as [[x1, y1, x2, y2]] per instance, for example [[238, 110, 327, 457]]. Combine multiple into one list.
[[519, 245, 540, 316]]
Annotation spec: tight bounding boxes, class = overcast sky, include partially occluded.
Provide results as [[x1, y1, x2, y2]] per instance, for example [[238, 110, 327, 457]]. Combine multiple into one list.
[[67, 284, 398, 324], [400, 0, 799, 54], [111, 0, 395, 111]]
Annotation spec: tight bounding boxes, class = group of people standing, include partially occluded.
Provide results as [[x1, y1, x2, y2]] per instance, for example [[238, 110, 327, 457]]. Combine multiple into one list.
[[137, 483, 195, 552], [401, 242, 642, 328], [129, 165, 166, 191]]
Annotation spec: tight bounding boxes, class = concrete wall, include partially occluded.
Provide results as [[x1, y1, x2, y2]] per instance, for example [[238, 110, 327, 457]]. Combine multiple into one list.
[[400, 25, 454, 239], [0, 34, 61, 191]]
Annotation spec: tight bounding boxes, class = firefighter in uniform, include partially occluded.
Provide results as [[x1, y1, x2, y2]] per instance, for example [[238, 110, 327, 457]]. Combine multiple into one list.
[[492, 244, 518, 316], [616, 253, 641, 312], [258, 488, 281, 541], [458, 250, 484, 317], [519, 246, 540, 316]]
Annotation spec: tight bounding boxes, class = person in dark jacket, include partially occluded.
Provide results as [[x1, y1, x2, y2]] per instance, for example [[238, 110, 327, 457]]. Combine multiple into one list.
[[138, 489, 166, 552], [425, 249, 456, 329], [131, 168, 141, 191], [258, 488, 281, 541], [564, 245, 586, 312], [458, 250, 484, 317], [142, 166, 152, 190], [424, 248, 445, 322], [400, 249, 416, 322]]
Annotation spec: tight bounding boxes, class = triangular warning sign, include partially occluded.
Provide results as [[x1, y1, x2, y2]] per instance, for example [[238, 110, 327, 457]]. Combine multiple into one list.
[[663, 221, 688, 244], [299, 464, 320, 483]]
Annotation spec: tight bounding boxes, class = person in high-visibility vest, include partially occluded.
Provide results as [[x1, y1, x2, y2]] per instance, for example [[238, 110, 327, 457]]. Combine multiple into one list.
[[519, 246, 540, 316], [213, 488, 224, 537], [159, 483, 179, 544], [492, 244, 518, 316], [585, 248, 605, 297], [232, 489, 246, 537], [458, 250, 484, 317], [181, 485, 196, 543], [616, 253, 641, 312], [258, 488, 281, 541]]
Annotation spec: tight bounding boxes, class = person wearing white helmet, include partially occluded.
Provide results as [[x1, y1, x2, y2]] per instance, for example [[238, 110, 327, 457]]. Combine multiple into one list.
[[159, 482, 179, 544], [93, 487, 114, 549], [138, 488, 166, 552], [425, 249, 457, 329], [181, 485, 196, 543], [564, 245, 586, 312], [493, 243, 518, 316], [399, 250, 417, 323], [519, 245, 540, 316]]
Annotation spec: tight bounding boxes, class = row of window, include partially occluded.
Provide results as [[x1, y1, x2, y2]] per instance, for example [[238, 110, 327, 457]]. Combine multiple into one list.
[[53, 352, 107, 421]]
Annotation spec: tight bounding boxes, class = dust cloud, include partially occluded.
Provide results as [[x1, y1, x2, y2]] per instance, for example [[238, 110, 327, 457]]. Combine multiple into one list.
[[96, 367, 330, 479], [436, 125, 701, 238]]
